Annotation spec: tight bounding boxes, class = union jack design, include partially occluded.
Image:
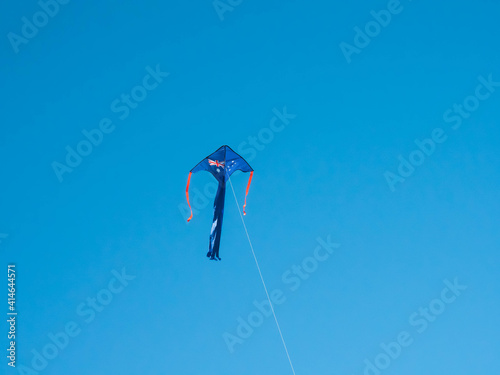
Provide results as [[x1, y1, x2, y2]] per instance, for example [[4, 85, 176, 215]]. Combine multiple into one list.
[[209, 159, 225, 168]]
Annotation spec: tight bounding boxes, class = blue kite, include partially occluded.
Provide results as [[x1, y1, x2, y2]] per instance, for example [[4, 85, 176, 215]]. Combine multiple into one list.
[[185, 145, 254, 260]]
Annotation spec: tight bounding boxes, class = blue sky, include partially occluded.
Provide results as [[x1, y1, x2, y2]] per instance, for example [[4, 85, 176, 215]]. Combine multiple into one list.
[[1, 0, 499, 374]]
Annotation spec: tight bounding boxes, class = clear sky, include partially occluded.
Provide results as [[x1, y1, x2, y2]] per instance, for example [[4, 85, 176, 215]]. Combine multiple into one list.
[[1, 1, 499, 374]]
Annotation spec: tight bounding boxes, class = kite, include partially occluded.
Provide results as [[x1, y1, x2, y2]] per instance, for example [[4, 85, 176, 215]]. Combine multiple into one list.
[[185, 145, 254, 260], [186, 147, 296, 374]]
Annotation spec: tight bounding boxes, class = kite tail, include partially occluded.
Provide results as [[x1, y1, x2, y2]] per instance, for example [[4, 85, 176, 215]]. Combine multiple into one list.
[[207, 182, 225, 260], [243, 171, 253, 215], [186, 172, 193, 222]]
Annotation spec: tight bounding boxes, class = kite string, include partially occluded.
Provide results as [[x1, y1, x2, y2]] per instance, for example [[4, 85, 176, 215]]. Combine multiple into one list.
[[228, 178, 297, 375]]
